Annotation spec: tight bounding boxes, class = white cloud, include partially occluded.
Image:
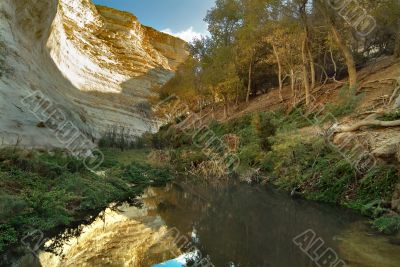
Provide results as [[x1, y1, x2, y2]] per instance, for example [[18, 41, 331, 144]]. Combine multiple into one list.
[[161, 27, 206, 43]]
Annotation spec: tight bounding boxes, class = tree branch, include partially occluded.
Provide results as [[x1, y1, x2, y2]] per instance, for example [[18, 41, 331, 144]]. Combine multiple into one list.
[[336, 113, 400, 132]]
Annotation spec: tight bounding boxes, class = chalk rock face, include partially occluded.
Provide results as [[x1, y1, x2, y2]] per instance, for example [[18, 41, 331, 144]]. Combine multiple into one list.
[[0, 0, 187, 149]]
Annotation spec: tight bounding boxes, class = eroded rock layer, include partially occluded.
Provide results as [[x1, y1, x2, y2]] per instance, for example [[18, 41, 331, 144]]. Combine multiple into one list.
[[0, 0, 187, 149]]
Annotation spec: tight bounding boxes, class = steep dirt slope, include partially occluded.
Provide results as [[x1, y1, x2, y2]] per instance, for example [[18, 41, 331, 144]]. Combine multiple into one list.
[[0, 0, 187, 149], [196, 56, 400, 167]]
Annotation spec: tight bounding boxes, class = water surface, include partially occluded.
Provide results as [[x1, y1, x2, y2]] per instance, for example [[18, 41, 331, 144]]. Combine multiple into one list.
[[21, 181, 400, 267]]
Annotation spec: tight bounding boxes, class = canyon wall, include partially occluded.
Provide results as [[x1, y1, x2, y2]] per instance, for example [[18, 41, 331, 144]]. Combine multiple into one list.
[[0, 0, 187, 149]]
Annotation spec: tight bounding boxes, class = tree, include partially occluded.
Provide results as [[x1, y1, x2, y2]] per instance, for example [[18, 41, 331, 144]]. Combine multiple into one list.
[[203, 45, 240, 118], [156, 0, 400, 116], [315, 0, 357, 89], [264, 22, 302, 103], [236, 0, 278, 103], [205, 0, 242, 46]]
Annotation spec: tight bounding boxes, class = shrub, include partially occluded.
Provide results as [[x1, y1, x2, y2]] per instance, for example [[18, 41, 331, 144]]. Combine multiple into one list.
[[0, 193, 27, 222], [239, 143, 265, 168], [326, 86, 364, 117], [0, 225, 17, 252], [372, 215, 400, 234], [379, 109, 400, 121], [169, 148, 207, 172], [123, 162, 173, 186], [276, 108, 313, 130], [251, 112, 276, 151], [99, 126, 136, 150], [356, 167, 398, 204]]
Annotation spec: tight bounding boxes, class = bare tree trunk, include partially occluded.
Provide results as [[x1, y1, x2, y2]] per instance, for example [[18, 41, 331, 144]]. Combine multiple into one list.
[[302, 35, 311, 106], [223, 100, 228, 119], [198, 100, 202, 117], [235, 83, 239, 105], [211, 89, 216, 120], [290, 68, 296, 107], [316, 0, 357, 89], [330, 46, 338, 80], [394, 19, 400, 58], [272, 44, 284, 101], [246, 52, 254, 103], [299, 1, 311, 106], [394, 95, 400, 109], [330, 24, 357, 89], [308, 47, 316, 89]]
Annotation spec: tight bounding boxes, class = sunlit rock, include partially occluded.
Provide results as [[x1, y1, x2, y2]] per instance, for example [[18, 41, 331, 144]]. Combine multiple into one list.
[[0, 0, 188, 149]]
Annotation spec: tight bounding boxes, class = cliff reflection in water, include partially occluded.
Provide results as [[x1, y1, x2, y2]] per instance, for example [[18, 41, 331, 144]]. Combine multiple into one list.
[[35, 182, 400, 267]]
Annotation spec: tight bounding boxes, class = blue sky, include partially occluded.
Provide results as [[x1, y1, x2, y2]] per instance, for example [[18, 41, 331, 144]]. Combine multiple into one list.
[[92, 0, 215, 42]]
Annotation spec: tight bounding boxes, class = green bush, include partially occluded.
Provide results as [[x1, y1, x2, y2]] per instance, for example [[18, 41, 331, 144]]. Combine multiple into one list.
[[169, 148, 207, 172], [251, 112, 276, 151], [98, 126, 136, 150], [326, 86, 364, 117], [0, 193, 26, 221], [239, 143, 265, 168], [123, 162, 174, 186], [356, 167, 398, 204], [372, 215, 400, 234], [276, 108, 313, 130], [0, 225, 17, 252], [379, 109, 400, 121]]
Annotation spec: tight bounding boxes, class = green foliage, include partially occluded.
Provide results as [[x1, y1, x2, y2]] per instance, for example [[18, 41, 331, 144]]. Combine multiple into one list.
[[251, 112, 276, 150], [126, 107, 399, 236], [227, 116, 257, 146], [0, 38, 12, 78], [150, 126, 192, 149], [168, 148, 208, 173], [326, 86, 364, 117], [161, 112, 278, 175], [379, 109, 400, 121], [356, 167, 398, 204], [98, 126, 138, 150], [267, 134, 399, 208], [0, 148, 173, 255], [0, 225, 17, 252], [257, 108, 315, 134], [122, 162, 174, 187], [239, 143, 266, 168], [265, 132, 400, 234], [372, 215, 400, 235], [349, 199, 389, 218]]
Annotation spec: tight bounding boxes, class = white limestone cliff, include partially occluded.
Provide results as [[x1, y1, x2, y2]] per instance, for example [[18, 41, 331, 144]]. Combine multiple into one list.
[[0, 0, 187, 149]]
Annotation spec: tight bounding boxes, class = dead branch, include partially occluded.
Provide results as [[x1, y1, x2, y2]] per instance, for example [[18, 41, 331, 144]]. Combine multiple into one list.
[[389, 85, 400, 107], [362, 78, 397, 85], [336, 113, 400, 132]]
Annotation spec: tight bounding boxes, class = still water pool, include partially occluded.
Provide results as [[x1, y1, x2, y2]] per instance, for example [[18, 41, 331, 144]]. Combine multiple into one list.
[[18, 181, 400, 267]]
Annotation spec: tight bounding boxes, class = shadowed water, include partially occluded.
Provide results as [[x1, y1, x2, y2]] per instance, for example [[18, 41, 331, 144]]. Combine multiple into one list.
[[17, 181, 400, 267], [148, 182, 400, 267]]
